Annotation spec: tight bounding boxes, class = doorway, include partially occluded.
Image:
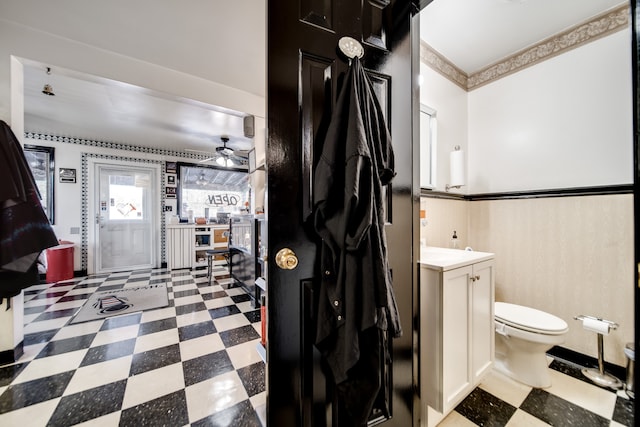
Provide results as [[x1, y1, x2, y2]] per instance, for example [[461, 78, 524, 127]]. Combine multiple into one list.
[[88, 159, 160, 274]]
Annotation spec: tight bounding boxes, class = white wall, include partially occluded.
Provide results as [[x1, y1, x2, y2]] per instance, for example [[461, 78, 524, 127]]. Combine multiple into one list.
[[419, 63, 468, 193], [23, 136, 183, 271], [467, 29, 633, 194]]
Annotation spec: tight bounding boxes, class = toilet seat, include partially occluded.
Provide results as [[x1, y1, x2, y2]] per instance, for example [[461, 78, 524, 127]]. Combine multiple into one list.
[[495, 302, 568, 335]]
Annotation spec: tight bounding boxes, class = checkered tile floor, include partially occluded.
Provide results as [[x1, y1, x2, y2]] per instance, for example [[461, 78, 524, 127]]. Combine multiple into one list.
[[0, 265, 265, 426], [438, 356, 635, 427]]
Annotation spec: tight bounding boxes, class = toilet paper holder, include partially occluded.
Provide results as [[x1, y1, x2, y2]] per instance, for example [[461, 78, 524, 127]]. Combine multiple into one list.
[[573, 314, 619, 331], [573, 314, 622, 389]]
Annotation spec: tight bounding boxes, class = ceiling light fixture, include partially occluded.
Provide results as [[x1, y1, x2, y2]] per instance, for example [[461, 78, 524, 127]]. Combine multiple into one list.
[[195, 172, 208, 186], [215, 157, 235, 168], [42, 67, 55, 96]]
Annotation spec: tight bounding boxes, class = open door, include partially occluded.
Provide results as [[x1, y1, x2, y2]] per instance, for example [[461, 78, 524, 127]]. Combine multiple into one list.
[[265, 1, 421, 426]]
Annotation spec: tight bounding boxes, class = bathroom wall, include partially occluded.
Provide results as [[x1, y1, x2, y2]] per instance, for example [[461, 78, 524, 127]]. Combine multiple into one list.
[[469, 194, 634, 367], [467, 28, 633, 194], [421, 194, 634, 367], [420, 18, 634, 368], [419, 197, 469, 249], [419, 62, 467, 194]]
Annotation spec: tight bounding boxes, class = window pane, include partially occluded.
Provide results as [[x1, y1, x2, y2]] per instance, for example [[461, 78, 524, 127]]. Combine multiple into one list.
[[178, 164, 249, 220], [24, 145, 55, 224]]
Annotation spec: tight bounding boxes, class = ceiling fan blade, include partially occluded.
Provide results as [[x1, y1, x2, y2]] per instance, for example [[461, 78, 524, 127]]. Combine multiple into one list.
[[232, 149, 250, 158]]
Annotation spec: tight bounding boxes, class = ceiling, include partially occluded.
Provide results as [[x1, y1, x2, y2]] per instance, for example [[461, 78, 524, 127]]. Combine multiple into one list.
[[419, 0, 627, 75], [4, 0, 628, 155], [22, 62, 255, 155], [1, 0, 264, 156]]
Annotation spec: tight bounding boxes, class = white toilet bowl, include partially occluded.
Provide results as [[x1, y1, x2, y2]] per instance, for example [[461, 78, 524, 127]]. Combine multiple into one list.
[[494, 302, 569, 388]]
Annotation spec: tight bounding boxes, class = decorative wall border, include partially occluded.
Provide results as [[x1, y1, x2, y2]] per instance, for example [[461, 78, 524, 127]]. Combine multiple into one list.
[[25, 132, 248, 166], [420, 4, 630, 91], [81, 153, 166, 272], [420, 42, 468, 90]]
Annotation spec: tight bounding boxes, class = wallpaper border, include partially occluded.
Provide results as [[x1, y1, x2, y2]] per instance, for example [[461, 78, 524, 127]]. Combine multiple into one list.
[[420, 4, 630, 91]]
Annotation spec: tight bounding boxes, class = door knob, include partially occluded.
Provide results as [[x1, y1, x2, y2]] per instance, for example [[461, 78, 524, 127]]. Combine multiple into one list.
[[275, 248, 298, 270]]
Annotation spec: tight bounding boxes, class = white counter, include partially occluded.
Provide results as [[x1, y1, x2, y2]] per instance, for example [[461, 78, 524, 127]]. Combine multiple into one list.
[[166, 223, 228, 228], [419, 246, 494, 272]]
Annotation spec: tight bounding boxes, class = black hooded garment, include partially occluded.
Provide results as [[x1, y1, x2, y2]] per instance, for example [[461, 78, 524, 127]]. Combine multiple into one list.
[[313, 57, 402, 425], [0, 120, 58, 307]]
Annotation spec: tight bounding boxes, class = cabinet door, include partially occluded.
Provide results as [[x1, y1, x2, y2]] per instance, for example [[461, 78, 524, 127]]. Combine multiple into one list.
[[167, 227, 194, 270], [471, 260, 495, 384], [442, 265, 472, 412]]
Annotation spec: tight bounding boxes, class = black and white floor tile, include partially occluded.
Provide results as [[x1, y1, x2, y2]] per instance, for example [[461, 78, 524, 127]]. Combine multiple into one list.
[[438, 356, 634, 427], [0, 266, 635, 426], [0, 265, 265, 426]]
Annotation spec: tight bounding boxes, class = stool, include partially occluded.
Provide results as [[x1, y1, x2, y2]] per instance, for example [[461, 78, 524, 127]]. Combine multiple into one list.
[[205, 249, 230, 285]]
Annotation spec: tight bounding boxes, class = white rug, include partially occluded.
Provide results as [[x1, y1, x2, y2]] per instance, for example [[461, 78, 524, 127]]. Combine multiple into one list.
[[70, 283, 169, 324]]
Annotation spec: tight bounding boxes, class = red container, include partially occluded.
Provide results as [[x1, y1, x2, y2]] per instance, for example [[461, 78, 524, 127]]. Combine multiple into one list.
[[46, 241, 75, 283]]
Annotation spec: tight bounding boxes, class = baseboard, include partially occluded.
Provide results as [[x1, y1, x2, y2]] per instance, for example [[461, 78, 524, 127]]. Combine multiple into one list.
[[38, 270, 88, 283], [548, 345, 627, 381], [0, 341, 24, 365]]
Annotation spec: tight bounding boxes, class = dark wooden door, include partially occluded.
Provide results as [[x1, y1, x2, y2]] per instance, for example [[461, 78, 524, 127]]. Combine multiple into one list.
[[266, 1, 420, 426], [632, 0, 640, 413]]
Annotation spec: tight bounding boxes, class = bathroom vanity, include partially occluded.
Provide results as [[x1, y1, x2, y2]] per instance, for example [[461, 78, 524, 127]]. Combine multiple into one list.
[[420, 247, 495, 427]]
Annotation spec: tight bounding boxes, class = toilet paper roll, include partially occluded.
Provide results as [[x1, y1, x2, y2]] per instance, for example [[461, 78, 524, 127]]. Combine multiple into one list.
[[450, 149, 465, 187], [582, 317, 610, 335]]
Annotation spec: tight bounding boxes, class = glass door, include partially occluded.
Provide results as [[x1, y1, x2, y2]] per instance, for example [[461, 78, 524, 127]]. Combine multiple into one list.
[[95, 164, 156, 273]]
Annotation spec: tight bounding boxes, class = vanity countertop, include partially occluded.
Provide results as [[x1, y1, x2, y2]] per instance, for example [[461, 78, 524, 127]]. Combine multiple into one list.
[[420, 246, 494, 271]]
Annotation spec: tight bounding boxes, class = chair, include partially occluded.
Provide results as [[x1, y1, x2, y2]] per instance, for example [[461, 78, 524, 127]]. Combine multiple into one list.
[[205, 231, 231, 285], [205, 249, 231, 285]]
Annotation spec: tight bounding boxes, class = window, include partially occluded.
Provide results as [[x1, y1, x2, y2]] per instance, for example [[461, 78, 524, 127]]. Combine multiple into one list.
[[177, 163, 249, 221], [420, 104, 437, 189], [24, 144, 55, 224], [107, 173, 147, 220]]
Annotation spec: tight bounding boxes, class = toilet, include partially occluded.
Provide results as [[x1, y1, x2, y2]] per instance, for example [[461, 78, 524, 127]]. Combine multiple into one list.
[[494, 302, 569, 388]]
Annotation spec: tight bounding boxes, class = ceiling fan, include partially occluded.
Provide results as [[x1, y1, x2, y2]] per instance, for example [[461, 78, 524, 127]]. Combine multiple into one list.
[[196, 136, 249, 166]]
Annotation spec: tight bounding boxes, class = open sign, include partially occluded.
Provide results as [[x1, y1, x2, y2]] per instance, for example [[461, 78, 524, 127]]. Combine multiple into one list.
[[207, 194, 240, 206]]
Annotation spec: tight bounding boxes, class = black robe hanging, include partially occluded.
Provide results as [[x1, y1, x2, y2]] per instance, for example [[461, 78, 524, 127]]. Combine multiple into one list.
[[0, 120, 58, 306], [313, 57, 402, 425]]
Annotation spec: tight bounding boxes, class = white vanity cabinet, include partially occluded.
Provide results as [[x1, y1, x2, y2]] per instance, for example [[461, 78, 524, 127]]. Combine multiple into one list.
[[420, 247, 495, 426]]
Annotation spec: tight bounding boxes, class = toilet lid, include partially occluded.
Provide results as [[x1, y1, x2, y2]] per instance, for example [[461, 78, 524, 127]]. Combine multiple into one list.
[[495, 302, 568, 334]]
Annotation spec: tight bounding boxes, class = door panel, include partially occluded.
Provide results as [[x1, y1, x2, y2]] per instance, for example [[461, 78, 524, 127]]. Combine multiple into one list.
[[301, 53, 335, 219], [267, 1, 419, 426], [96, 165, 156, 273]]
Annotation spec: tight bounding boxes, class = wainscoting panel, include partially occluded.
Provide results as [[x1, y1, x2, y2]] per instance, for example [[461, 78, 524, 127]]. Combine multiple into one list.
[[421, 193, 633, 366]]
